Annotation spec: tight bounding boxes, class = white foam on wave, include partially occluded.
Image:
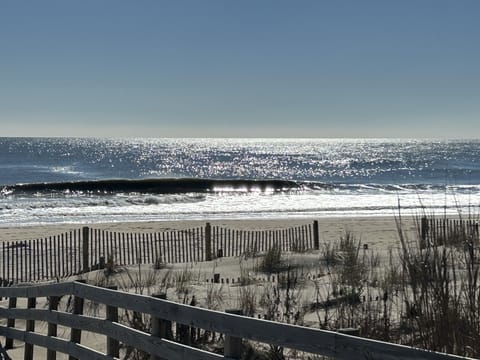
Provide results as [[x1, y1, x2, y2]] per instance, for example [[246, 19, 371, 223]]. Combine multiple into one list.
[[50, 166, 84, 176]]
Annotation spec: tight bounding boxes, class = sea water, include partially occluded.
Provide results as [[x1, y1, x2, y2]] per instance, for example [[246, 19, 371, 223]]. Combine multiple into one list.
[[0, 137, 479, 226]]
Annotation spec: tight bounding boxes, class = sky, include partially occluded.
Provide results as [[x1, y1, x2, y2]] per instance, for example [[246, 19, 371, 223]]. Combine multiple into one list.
[[0, 0, 479, 138]]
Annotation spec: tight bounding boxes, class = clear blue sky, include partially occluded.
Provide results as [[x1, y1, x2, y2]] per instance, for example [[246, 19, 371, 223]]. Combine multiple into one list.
[[1, 0, 479, 138]]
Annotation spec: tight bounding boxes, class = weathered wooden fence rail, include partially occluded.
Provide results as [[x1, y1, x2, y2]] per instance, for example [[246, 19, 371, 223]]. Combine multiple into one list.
[[1, 222, 320, 285], [0, 281, 469, 360]]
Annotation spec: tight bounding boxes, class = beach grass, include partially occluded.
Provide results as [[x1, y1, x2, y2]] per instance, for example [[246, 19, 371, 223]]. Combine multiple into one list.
[[2, 214, 480, 358]]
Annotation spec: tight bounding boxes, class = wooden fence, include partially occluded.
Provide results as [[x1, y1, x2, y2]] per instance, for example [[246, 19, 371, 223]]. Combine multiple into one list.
[[0, 281, 469, 360], [420, 216, 480, 248], [1, 222, 319, 285]]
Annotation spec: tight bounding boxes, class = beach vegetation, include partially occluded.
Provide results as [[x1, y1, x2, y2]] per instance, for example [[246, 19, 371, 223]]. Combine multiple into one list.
[[238, 259, 255, 285], [243, 241, 259, 259], [105, 253, 116, 275], [205, 282, 224, 311], [17, 214, 480, 358], [291, 239, 307, 253], [305, 214, 480, 357], [153, 255, 166, 270], [320, 241, 341, 268], [259, 245, 283, 273], [238, 285, 257, 317], [175, 266, 195, 301]]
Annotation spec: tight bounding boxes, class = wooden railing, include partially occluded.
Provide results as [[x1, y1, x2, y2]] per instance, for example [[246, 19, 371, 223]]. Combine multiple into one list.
[[1, 222, 320, 285], [0, 281, 468, 360]]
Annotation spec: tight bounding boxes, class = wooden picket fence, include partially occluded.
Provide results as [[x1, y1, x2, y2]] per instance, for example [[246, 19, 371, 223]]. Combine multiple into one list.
[[0, 222, 319, 285], [420, 216, 480, 248], [0, 281, 469, 360]]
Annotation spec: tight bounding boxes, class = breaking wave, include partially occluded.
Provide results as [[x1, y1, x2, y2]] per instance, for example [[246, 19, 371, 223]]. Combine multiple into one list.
[[2, 178, 480, 196]]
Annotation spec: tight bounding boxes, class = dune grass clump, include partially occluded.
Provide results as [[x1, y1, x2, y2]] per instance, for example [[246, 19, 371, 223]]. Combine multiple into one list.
[[259, 245, 283, 273], [238, 285, 257, 317], [239, 259, 255, 286], [337, 231, 366, 291], [396, 215, 480, 356]]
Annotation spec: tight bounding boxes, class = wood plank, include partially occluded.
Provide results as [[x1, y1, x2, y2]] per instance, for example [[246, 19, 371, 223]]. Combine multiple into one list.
[[28, 240, 32, 282], [0, 282, 74, 298], [161, 232, 166, 264], [0, 327, 112, 360], [101, 230, 106, 261], [165, 232, 170, 263], [88, 227, 93, 271], [47, 296, 60, 360], [67, 231, 77, 275], [1, 242, 5, 283], [5, 296, 17, 349], [0, 310, 222, 360], [72, 281, 468, 360], [120, 232, 125, 266], [24, 297, 36, 360], [32, 240, 37, 281], [6, 242, 10, 282], [127, 233, 132, 265], [66, 283, 341, 356], [69, 282, 85, 360], [153, 233, 159, 265], [0, 280, 472, 360], [106, 286, 119, 358], [39, 238, 44, 280], [15, 240, 19, 283], [188, 230, 193, 263], [181, 231, 186, 263], [146, 233, 152, 264], [19, 241, 23, 283]]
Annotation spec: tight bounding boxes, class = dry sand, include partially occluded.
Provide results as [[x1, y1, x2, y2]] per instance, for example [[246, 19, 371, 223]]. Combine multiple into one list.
[[0, 215, 418, 246], [0, 215, 420, 359]]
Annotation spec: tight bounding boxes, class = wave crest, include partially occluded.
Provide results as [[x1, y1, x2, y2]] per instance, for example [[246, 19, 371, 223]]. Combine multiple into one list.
[[2, 178, 300, 195]]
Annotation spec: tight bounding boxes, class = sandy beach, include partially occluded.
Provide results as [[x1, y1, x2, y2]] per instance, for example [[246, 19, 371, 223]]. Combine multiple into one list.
[[2, 214, 478, 358], [0, 215, 417, 249], [1, 215, 416, 359]]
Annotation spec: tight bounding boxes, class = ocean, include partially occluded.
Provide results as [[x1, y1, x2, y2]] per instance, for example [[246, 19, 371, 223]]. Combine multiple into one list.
[[0, 137, 479, 227]]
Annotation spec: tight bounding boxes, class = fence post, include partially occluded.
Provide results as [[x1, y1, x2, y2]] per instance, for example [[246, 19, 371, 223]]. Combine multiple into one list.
[[24, 297, 36, 360], [82, 227, 90, 273], [106, 286, 119, 358], [5, 297, 17, 349], [151, 293, 171, 360], [1, 242, 5, 287], [47, 296, 60, 360], [205, 223, 212, 261], [313, 220, 320, 250], [421, 216, 428, 249], [69, 280, 86, 360], [224, 309, 243, 359]]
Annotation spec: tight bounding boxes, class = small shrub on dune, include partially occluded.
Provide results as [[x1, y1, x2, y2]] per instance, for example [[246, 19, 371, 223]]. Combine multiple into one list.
[[321, 241, 341, 268], [338, 231, 366, 292], [259, 245, 283, 273], [239, 259, 255, 286], [238, 285, 257, 317]]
